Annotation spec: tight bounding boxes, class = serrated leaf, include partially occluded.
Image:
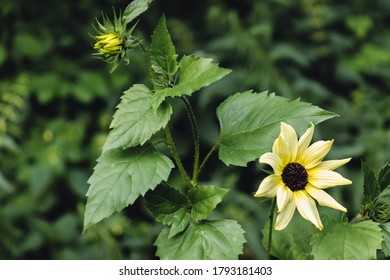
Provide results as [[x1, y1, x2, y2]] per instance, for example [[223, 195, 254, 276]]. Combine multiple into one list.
[[262, 214, 315, 260], [150, 15, 178, 76], [103, 84, 172, 151], [378, 163, 390, 191], [155, 219, 246, 260], [145, 184, 190, 237], [216, 91, 337, 166], [188, 185, 229, 221], [84, 146, 174, 231], [311, 218, 382, 260], [380, 222, 390, 257], [361, 160, 380, 204], [122, 0, 153, 25], [152, 55, 231, 110]]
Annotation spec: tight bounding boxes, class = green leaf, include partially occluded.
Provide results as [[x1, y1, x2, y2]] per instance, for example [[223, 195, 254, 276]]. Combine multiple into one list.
[[262, 214, 316, 260], [378, 163, 390, 191], [361, 160, 380, 204], [145, 184, 191, 238], [155, 219, 246, 260], [152, 55, 231, 110], [84, 146, 174, 231], [103, 84, 172, 151], [150, 15, 178, 77], [217, 91, 337, 166], [373, 186, 390, 223], [122, 0, 153, 25], [188, 185, 229, 221], [380, 222, 390, 257], [311, 218, 382, 260]]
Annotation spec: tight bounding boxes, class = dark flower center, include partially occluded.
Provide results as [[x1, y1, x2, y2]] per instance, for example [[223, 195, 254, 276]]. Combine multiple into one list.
[[281, 162, 308, 191]]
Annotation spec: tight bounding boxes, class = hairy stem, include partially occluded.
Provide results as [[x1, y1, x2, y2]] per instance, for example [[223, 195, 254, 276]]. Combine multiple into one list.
[[164, 126, 193, 188], [180, 96, 200, 185], [267, 197, 277, 260]]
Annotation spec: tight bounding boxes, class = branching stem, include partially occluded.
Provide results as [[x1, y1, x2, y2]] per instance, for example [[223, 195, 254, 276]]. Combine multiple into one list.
[[198, 142, 220, 176], [180, 96, 200, 186]]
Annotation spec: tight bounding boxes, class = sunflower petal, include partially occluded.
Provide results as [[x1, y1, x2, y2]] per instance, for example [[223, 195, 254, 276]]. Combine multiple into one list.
[[313, 158, 351, 171], [280, 122, 298, 162], [300, 140, 333, 169], [308, 169, 352, 189], [277, 185, 293, 212], [254, 174, 282, 197], [296, 123, 314, 162], [275, 199, 296, 230], [272, 136, 291, 166], [294, 191, 323, 230], [306, 184, 347, 212], [259, 152, 283, 175]]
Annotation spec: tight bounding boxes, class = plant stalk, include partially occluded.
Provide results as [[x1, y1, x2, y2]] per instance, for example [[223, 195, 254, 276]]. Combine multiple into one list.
[[180, 96, 200, 185], [164, 126, 193, 188], [198, 142, 220, 176], [267, 197, 277, 260]]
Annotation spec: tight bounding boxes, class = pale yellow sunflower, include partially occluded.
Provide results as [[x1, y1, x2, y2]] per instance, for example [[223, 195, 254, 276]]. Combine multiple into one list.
[[255, 122, 352, 230]]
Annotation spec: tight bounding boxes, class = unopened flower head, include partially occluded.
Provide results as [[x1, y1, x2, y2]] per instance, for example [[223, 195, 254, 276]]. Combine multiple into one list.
[[255, 122, 352, 230], [92, 10, 141, 72], [94, 33, 123, 55]]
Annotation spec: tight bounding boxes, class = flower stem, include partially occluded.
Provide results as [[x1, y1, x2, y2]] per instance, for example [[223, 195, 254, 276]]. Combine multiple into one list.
[[198, 142, 220, 176], [267, 197, 277, 260], [164, 126, 193, 188], [180, 96, 200, 186]]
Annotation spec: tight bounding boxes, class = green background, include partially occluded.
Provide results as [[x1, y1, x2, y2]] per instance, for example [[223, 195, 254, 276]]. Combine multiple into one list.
[[1, 0, 389, 259]]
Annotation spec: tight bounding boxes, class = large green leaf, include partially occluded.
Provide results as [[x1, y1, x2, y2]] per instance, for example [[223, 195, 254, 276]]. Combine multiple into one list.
[[150, 15, 178, 77], [84, 146, 174, 231], [262, 214, 316, 260], [155, 219, 246, 260], [216, 91, 338, 166], [103, 84, 172, 151], [122, 0, 153, 25], [145, 184, 191, 238], [188, 185, 229, 221], [380, 222, 390, 257], [152, 55, 231, 110], [311, 218, 382, 259]]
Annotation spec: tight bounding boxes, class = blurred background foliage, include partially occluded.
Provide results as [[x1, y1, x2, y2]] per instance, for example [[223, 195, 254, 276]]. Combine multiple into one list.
[[0, 0, 389, 259]]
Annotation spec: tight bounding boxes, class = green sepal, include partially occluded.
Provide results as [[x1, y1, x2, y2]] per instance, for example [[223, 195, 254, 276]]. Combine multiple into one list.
[[217, 91, 337, 166], [310, 216, 382, 260], [103, 84, 172, 151], [83, 146, 174, 232], [152, 55, 231, 110], [378, 163, 390, 191], [361, 160, 380, 204], [155, 219, 246, 260], [145, 184, 191, 238], [188, 185, 229, 221]]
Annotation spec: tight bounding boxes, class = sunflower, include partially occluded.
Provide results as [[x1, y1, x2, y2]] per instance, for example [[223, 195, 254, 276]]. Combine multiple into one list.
[[255, 122, 352, 230], [94, 33, 123, 55]]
